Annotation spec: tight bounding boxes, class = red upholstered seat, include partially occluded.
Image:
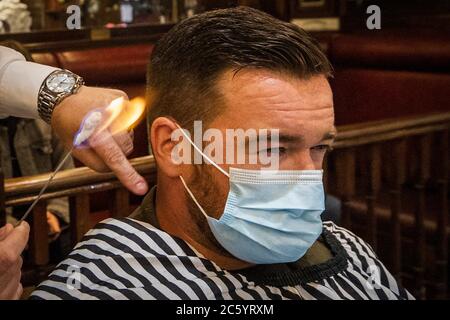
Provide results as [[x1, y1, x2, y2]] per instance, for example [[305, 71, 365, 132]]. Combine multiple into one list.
[[31, 32, 450, 128], [55, 44, 152, 86], [328, 32, 450, 125], [30, 33, 450, 159]]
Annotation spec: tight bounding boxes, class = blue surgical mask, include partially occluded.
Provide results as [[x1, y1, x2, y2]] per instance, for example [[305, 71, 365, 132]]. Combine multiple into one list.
[[177, 127, 325, 264]]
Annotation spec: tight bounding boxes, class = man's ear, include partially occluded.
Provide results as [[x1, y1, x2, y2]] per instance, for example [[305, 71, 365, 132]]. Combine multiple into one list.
[[150, 117, 183, 178]]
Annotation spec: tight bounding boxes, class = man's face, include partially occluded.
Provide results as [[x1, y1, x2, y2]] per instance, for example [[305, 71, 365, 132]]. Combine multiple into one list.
[[187, 69, 335, 228]]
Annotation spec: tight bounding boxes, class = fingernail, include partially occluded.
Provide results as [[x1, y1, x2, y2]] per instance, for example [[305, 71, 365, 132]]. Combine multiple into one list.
[[136, 181, 147, 192]]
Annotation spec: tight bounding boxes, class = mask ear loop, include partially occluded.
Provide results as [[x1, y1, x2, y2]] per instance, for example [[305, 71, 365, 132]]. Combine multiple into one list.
[[174, 123, 229, 220], [179, 175, 209, 220], [174, 123, 229, 178]]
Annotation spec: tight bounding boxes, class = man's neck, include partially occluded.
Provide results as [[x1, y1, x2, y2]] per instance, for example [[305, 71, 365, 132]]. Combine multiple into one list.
[[154, 181, 253, 270]]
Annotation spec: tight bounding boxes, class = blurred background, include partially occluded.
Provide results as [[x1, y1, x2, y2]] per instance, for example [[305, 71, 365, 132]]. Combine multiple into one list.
[[1, 1, 450, 33], [0, 0, 449, 299]]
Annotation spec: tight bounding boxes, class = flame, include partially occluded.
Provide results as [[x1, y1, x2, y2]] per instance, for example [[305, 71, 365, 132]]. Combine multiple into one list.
[[96, 96, 146, 136], [111, 97, 146, 134]]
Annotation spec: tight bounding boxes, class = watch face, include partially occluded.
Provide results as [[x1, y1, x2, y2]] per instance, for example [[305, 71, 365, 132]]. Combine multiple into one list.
[[46, 72, 76, 93]]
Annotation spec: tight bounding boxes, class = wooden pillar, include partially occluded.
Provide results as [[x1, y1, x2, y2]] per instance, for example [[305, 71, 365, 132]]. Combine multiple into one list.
[[366, 144, 382, 251], [109, 188, 130, 219], [335, 148, 356, 229], [435, 130, 449, 299], [413, 134, 431, 299], [69, 194, 90, 247], [388, 139, 407, 283], [0, 168, 5, 227], [29, 201, 49, 267]]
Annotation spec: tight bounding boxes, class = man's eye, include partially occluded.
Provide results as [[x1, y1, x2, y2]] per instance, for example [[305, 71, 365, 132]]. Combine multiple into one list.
[[311, 144, 332, 152], [260, 147, 286, 155]]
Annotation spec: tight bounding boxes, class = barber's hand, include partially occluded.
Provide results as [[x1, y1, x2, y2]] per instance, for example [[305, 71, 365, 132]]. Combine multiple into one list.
[[0, 222, 29, 300], [51, 86, 148, 195]]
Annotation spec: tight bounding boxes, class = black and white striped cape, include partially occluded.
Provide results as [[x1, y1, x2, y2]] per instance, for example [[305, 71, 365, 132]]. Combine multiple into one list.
[[31, 219, 414, 300]]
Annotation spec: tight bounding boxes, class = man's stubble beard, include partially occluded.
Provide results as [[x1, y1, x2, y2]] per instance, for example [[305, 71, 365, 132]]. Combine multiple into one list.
[[185, 164, 235, 259]]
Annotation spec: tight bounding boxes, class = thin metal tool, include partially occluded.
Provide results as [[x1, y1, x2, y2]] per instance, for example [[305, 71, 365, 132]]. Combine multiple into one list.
[[16, 147, 74, 226], [15, 109, 105, 226]]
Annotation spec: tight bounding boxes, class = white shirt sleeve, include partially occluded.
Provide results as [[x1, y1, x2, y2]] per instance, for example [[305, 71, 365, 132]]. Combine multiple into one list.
[[0, 46, 59, 119]]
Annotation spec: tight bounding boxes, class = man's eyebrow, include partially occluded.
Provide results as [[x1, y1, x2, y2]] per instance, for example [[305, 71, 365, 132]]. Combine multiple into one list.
[[322, 129, 337, 141], [242, 134, 302, 151], [267, 134, 304, 143], [247, 129, 336, 145]]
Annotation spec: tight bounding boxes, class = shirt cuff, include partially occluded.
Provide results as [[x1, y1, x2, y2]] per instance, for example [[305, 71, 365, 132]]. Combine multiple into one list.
[[0, 60, 59, 119]]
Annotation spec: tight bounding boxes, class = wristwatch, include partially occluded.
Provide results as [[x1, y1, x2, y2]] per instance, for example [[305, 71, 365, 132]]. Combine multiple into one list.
[[37, 69, 85, 124]]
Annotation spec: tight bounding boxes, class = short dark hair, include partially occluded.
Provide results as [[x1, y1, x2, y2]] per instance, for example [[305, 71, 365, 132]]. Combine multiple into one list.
[[147, 6, 332, 129]]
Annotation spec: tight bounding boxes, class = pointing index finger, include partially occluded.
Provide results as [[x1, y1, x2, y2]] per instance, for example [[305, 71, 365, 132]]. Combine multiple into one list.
[[89, 129, 148, 195]]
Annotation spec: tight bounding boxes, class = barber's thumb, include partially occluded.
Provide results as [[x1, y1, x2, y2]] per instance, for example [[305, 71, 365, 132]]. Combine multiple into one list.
[[15, 221, 30, 240]]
